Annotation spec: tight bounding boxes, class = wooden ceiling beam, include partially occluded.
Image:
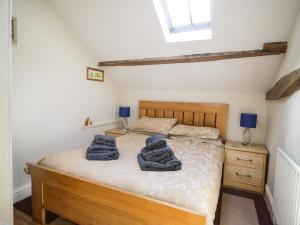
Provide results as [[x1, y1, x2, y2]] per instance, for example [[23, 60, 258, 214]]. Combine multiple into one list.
[[266, 68, 300, 100], [98, 42, 287, 67]]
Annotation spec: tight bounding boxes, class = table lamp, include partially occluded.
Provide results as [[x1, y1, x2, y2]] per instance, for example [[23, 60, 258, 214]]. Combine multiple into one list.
[[240, 113, 257, 146], [119, 106, 130, 131]]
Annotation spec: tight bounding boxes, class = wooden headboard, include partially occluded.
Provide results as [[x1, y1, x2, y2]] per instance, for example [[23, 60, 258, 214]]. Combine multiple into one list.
[[139, 101, 229, 140]]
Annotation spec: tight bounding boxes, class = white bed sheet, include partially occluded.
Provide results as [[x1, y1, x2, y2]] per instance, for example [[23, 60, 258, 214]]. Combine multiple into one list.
[[39, 133, 224, 225]]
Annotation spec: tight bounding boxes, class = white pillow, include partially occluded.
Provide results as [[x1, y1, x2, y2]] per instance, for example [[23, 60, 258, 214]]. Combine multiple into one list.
[[130, 116, 177, 135], [168, 124, 220, 140]]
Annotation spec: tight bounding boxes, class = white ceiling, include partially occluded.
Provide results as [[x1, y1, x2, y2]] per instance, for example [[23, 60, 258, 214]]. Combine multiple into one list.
[[50, 0, 300, 92]]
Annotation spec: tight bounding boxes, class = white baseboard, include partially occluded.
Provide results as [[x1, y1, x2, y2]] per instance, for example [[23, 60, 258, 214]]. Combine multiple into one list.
[[13, 184, 31, 203], [265, 184, 277, 224]]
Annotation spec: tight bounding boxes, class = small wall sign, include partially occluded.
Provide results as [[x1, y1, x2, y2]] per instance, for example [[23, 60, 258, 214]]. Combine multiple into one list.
[[87, 67, 104, 82]]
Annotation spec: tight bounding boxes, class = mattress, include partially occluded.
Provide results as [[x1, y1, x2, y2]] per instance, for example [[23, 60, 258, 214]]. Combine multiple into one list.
[[38, 133, 224, 225]]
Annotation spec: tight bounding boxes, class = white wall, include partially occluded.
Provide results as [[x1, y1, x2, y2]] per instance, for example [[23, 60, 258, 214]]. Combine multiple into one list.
[[12, 0, 118, 201], [107, 56, 282, 93], [47, 0, 300, 149], [119, 89, 268, 144], [0, 0, 13, 223], [11, 0, 300, 207], [49, 0, 300, 94], [266, 10, 300, 194]]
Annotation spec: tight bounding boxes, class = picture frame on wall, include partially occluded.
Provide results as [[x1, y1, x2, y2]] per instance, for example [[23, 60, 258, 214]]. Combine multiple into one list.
[[86, 67, 104, 82], [12, 17, 17, 45]]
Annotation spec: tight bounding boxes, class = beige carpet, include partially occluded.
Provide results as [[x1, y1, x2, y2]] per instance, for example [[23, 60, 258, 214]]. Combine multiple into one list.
[[221, 193, 260, 225], [14, 193, 260, 225]]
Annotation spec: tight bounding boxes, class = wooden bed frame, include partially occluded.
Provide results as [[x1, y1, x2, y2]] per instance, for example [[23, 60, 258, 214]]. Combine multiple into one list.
[[28, 101, 228, 225]]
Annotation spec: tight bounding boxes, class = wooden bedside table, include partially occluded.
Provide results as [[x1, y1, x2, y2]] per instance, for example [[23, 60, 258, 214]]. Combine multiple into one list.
[[223, 141, 268, 194], [105, 128, 130, 138]]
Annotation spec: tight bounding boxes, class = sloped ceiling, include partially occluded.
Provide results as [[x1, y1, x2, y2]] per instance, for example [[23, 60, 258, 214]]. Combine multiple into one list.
[[50, 0, 300, 92]]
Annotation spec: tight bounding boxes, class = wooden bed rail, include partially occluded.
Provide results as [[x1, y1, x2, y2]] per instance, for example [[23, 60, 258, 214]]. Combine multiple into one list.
[[27, 163, 207, 225]]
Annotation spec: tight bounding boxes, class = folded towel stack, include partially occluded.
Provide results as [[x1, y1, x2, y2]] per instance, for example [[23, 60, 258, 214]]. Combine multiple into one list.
[[137, 135, 182, 171], [86, 134, 119, 160]]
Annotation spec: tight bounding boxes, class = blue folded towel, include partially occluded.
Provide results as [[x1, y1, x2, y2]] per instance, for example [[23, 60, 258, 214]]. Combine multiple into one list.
[[145, 138, 167, 151], [86, 147, 119, 160], [145, 135, 166, 145], [94, 134, 116, 146], [89, 142, 118, 152], [86, 134, 119, 160], [137, 153, 182, 171], [141, 146, 174, 163]]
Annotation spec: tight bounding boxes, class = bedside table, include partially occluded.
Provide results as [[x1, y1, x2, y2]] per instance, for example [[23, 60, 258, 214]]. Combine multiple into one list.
[[105, 128, 130, 138], [223, 141, 268, 194]]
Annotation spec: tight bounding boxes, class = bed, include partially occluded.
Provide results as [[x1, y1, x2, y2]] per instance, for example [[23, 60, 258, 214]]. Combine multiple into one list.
[[28, 101, 229, 225]]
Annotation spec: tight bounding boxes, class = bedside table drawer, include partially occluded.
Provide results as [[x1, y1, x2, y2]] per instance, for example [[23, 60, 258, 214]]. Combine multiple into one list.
[[227, 149, 264, 169], [225, 165, 263, 187]]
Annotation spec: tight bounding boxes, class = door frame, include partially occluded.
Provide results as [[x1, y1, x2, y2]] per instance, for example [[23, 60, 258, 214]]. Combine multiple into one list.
[[0, 0, 13, 224]]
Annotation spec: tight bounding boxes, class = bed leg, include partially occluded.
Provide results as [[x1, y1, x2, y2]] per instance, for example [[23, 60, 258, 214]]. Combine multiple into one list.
[[32, 179, 46, 225]]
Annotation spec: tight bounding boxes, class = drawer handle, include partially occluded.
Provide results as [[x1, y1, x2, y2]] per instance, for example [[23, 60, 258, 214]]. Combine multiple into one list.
[[235, 172, 252, 178], [236, 157, 253, 162]]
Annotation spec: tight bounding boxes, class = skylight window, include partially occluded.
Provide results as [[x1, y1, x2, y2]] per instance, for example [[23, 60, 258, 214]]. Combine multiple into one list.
[[153, 0, 212, 42]]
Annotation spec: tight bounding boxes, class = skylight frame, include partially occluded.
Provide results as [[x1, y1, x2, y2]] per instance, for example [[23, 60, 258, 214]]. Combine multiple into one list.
[[160, 0, 211, 34], [153, 0, 212, 43]]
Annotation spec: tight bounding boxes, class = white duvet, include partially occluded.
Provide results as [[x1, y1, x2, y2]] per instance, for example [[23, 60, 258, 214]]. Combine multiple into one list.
[[39, 133, 224, 225]]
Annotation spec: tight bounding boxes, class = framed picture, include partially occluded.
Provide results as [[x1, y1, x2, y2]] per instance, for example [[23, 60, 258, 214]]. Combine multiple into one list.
[[12, 17, 17, 45], [86, 67, 104, 82]]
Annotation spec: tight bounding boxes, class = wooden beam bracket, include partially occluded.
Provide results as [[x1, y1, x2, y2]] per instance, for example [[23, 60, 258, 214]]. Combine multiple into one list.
[[98, 42, 287, 67], [266, 68, 300, 100]]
